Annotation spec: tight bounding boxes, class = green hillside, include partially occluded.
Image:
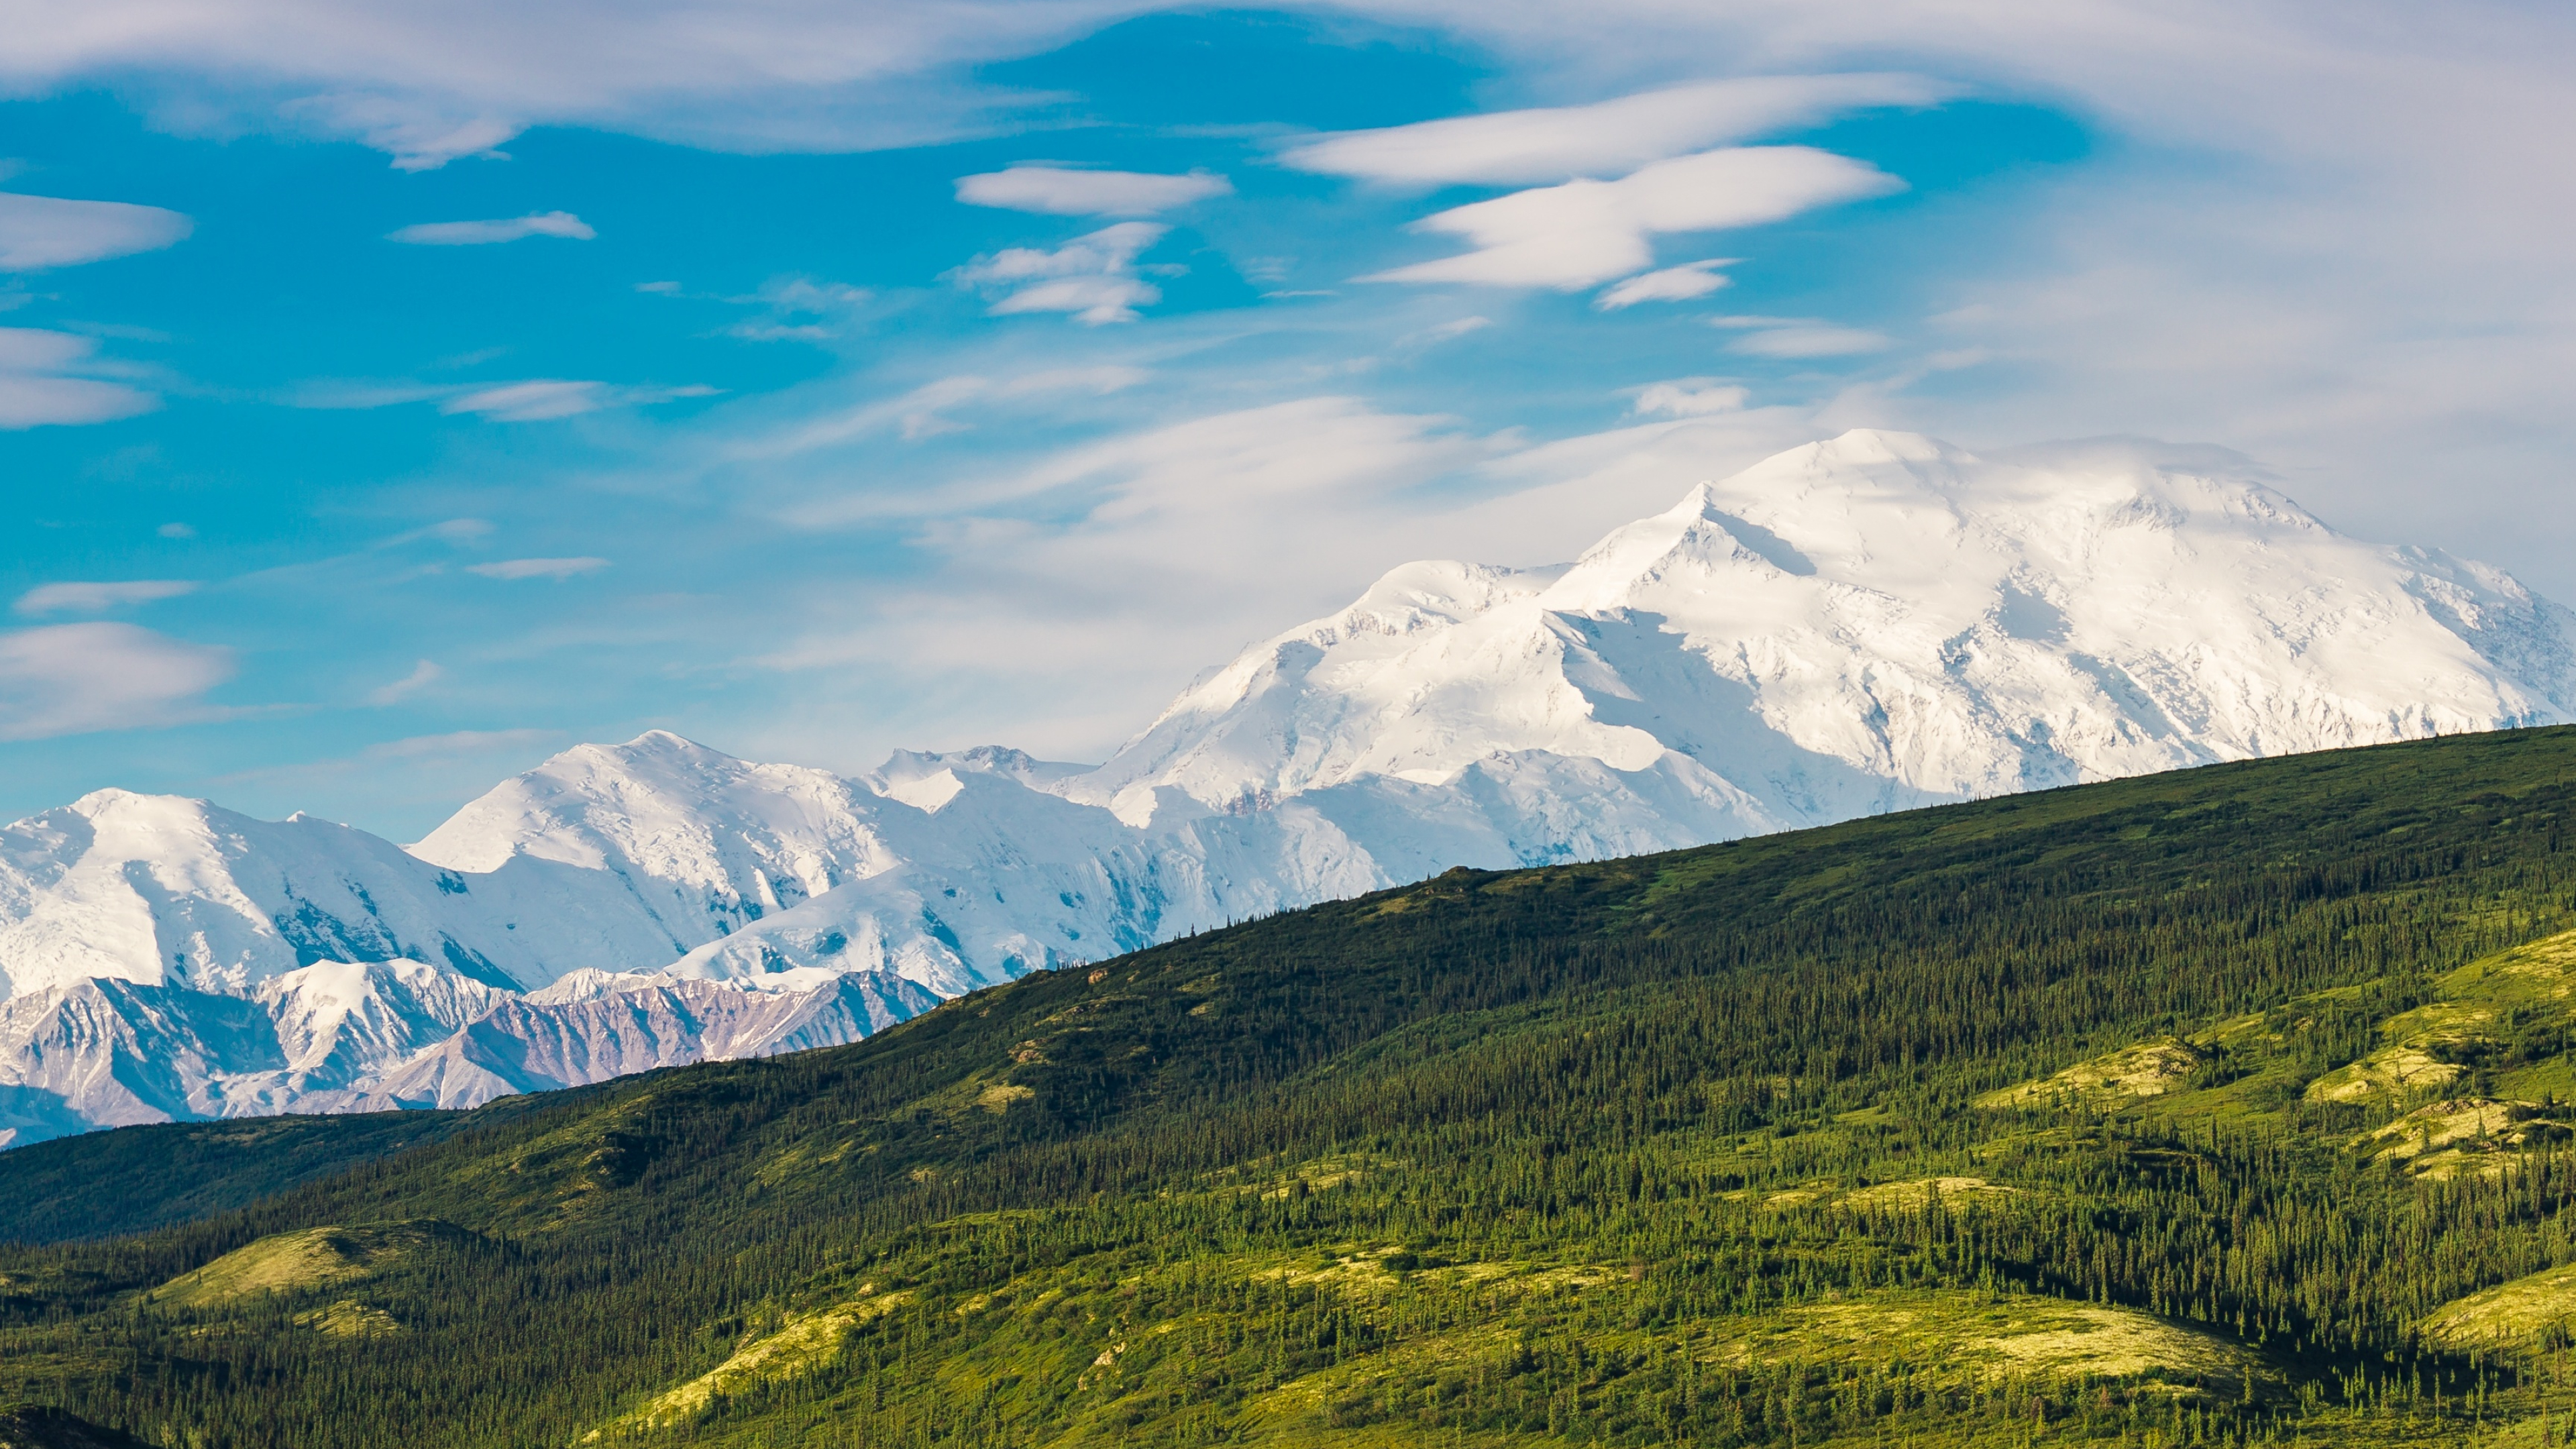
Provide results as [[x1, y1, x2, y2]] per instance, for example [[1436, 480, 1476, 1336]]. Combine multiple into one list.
[[0, 1109, 495, 1245], [10, 727, 2576, 1448]]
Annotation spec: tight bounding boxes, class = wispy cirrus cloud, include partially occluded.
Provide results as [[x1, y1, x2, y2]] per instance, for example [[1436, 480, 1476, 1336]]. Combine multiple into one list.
[[948, 221, 1172, 323], [466, 557, 610, 580], [752, 364, 1150, 457], [0, 192, 193, 270], [440, 379, 712, 421], [286, 376, 718, 421], [956, 166, 1230, 217], [365, 658, 442, 704], [386, 211, 594, 245], [1713, 317, 1894, 356], [1399, 315, 1493, 348], [14, 579, 197, 615], [361, 727, 558, 759], [1366, 148, 1898, 290], [759, 397, 1502, 688]]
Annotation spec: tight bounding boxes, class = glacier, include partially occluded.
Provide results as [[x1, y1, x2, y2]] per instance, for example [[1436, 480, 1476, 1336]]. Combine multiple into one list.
[[3, 429, 2571, 1144]]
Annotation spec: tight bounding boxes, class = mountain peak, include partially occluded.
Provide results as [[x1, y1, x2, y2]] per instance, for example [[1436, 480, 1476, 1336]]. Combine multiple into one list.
[[1807, 426, 1956, 466], [64, 786, 191, 820], [1320, 559, 1565, 643], [611, 728, 722, 756]]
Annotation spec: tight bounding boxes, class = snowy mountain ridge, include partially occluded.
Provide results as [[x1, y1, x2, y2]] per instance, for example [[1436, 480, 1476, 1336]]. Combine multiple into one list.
[[4, 429, 2571, 1145]]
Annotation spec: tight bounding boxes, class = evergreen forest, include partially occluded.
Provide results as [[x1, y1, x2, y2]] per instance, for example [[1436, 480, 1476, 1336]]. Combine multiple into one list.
[[12, 727, 2576, 1447]]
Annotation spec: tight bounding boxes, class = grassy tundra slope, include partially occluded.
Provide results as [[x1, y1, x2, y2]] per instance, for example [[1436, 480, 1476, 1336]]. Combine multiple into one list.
[[9, 729, 2576, 1447]]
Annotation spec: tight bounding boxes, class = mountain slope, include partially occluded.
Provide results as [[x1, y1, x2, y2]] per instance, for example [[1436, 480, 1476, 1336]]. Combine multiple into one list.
[[5, 727, 2576, 1447]]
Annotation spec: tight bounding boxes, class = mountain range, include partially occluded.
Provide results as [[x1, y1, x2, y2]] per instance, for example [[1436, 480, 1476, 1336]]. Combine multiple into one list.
[[3, 428, 2570, 1144]]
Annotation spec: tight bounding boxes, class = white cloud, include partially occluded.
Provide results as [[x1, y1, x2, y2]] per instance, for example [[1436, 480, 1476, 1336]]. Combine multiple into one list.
[[1596, 260, 1734, 309], [156, 522, 196, 539], [948, 221, 1169, 323], [1368, 147, 1899, 290], [720, 276, 871, 343], [419, 378, 717, 421], [386, 211, 594, 245], [992, 274, 1161, 325], [280, 97, 523, 171], [0, 621, 232, 741], [14, 579, 197, 615], [466, 557, 610, 580], [1725, 324, 1893, 357], [956, 166, 1230, 216], [0, 327, 157, 427], [366, 658, 442, 704], [0, 373, 157, 428], [1631, 379, 1750, 416], [0, 192, 192, 270], [1279, 74, 1950, 186]]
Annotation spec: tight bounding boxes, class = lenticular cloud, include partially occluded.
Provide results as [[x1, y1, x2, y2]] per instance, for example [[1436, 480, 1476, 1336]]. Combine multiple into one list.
[[1368, 148, 1899, 290], [1279, 75, 1948, 186], [956, 167, 1231, 217], [387, 212, 596, 246], [0, 193, 191, 271]]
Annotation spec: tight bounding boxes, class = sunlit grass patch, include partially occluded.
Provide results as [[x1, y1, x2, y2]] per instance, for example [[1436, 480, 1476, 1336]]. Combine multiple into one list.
[[1976, 1040, 2204, 1109], [150, 1222, 466, 1309]]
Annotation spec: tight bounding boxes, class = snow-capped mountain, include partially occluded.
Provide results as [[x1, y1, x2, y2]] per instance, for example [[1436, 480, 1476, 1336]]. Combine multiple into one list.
[[1075, 431, 2575, 830], [3, 430, 2570, 1146]]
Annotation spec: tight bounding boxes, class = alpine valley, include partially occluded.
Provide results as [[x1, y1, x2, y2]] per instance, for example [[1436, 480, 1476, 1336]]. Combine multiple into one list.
[[4, 430, 2572, 1146]]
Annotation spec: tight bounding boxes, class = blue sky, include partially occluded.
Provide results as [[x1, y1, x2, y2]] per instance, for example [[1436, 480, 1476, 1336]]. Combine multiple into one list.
[[3, 1, 2571, 839]]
